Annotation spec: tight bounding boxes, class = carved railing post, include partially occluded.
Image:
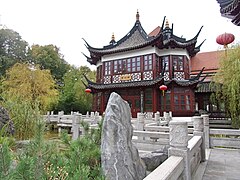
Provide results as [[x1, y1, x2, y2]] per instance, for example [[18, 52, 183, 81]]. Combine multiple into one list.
[[154, 111, 160, 122], [137, 113, 145, 140], [72, 113, 82, 140], [95, 111, 100, 123], [90, 112, 95, 120], [169, 121, 190, 180], [193, 116, 206, 162], [137, 113, 145, 130], [163, 112, 171, 124], [169, 111, 172, 120], [46, 111, 50, 123], [86, 111, 89, 118], [201, 114, 210, 149], [57, 111, 64, 133]]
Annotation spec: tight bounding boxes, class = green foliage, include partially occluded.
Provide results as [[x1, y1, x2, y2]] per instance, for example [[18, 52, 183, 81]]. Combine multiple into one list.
[[2, 63, 59, 113], [0, 124, 15, 147], [2, 99, 42, 140], [28, 44, 70, 82], [58, 136, 102, 179], [11, 118, 58, 179], [1, 63, 59, 139], [0, 114, 104, 179], [0, 142, 12, 179], [56, 66, 96, 114], [0, 29, 29, 76], [53, 119, 104, 179], [213, 46, 240, 128], [0, 29, 28, 60]]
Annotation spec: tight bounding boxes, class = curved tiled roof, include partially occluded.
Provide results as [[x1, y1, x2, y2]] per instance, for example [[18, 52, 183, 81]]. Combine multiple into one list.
[[83, 14, 204, 65], [217, 0, 240, 26], [85, 20, 159, 55], [85, 73, 203, 90], [195, 81, 216, 92], [166, 79, 200, 87], [86, 76, 163, 90]]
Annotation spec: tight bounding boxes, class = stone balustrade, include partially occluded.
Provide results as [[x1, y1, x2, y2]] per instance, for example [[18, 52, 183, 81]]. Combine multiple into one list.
[[144, 116, 205, 180], [44, 109, 240, 179], [43, 111, 101, 136], [144, 156, 184, 180]]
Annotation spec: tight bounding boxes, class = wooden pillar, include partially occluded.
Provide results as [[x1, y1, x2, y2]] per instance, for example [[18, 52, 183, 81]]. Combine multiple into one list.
[[101, 92, 105, 114], [140, 90, 144, 113], [152, 88, 157, 113], [169, 55, 173, 80]]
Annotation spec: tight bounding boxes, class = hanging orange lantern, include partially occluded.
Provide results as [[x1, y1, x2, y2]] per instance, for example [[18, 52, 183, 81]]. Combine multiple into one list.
[[159, 85, 167, 96], [85, 88, 92, 93]]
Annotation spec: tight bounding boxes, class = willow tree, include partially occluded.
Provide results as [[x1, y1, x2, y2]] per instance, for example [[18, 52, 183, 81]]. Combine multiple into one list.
[[1, 63, 59, 139], [213, 45, 240, 128], [2, 63, 58, 111]]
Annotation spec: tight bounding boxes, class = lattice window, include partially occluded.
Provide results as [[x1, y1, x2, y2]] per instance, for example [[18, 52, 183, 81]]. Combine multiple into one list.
[[132, 73, 141, 81], [96, 66, 102, 83], [173, 55, 184, 71], [145, 88, 153, 111], [127, 57, 141, 72], [161, 56, 169, 71], [104, 61, 111, 75], [173, 88, 192, 111], [143, 71, 153, 80], [164, 72, 169, 81], [103, 76, 111, 84], [112, 75, 121, 83], [144, 55, 152, 71], [174, 72, 185, 80]]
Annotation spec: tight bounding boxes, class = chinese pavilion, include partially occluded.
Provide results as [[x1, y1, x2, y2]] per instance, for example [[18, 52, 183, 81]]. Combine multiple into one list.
[[83, 11, 207, 117]]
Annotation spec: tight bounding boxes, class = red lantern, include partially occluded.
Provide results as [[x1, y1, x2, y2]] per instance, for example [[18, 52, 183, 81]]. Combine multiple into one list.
[[159, 85, 167, 96], [216, 33, 235, 48], [85, 88, 92, 93]]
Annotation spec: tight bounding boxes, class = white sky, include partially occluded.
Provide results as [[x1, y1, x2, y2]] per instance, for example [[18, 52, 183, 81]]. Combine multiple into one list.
[[0, 0, 239, 70]]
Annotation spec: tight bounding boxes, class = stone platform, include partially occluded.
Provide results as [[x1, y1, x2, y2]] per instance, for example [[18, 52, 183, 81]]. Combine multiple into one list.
[[195, 148, 240, 180]]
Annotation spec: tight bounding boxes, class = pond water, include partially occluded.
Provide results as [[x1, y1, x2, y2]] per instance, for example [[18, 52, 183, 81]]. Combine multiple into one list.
[[44, 130, 59, 140]]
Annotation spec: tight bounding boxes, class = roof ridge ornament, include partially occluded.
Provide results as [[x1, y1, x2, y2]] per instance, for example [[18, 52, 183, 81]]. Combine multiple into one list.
[[112, 32, 115, 41], [109, 32, 116, 45], [136, 10, 140, 21], [165, 19, 169, 28]]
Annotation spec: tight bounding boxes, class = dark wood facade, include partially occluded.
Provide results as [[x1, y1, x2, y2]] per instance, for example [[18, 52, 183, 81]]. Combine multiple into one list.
[[191, 51, 227, 118], [83, 12, 206, 117]]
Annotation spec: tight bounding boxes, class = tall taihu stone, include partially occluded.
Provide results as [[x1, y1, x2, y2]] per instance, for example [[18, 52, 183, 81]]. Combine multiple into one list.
[[101, 92, 146, 180], [0, 106, 14, 135]]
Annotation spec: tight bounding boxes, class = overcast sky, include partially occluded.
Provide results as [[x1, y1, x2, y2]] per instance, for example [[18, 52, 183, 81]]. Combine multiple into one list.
[[0, 0, 239, 69]]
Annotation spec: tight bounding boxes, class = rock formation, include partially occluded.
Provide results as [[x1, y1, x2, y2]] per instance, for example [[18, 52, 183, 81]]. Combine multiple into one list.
[[0, 106, 14, 135], [140, 148, 168, 171], [101, 92, 146, 180]]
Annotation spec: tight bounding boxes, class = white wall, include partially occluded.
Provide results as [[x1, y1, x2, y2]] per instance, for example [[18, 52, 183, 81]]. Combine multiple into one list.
[[100, 46, 190, 64]]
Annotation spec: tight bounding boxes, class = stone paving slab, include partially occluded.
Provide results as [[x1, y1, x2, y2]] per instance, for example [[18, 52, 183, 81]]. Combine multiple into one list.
[[202, 148, 240, 180]]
